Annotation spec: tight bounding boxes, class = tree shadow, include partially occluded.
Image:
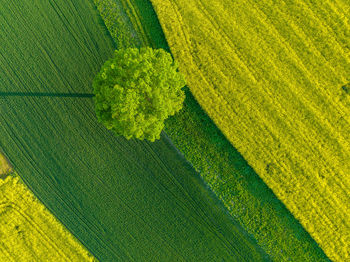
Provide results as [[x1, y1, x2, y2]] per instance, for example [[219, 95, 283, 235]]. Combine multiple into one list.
[[0, 92, 94, 98]]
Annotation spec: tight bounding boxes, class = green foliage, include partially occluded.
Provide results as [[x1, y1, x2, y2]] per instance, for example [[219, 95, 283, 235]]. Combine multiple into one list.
[[93, 47, 186, 141], [93, 0, 141, 48]]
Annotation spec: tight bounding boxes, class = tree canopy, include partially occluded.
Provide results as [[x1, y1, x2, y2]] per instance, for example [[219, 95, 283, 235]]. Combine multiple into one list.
[[93, 47, 186, 141]]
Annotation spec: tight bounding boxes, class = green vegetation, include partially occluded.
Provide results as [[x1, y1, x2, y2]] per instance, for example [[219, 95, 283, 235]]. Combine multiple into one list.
[[94, 0, 141, 48], [93, 47, 185, 141], [0, 174, 95, 261], [151, 0, 349, 261], [0, 0, 270, 261], [0, 153, 12, 175], [94, 0, 331, 261]]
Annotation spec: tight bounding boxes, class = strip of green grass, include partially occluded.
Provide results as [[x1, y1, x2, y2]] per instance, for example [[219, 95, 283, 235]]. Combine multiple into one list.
[[0, 0, 269, 261], [94, 0, 330, 260]]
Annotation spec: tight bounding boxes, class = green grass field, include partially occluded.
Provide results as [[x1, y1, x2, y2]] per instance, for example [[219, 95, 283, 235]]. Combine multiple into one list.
[[94, 0, 331, 261], [0, 175, 94, 261], [0, 0, 269, 261], [150, 0, 350, 261]]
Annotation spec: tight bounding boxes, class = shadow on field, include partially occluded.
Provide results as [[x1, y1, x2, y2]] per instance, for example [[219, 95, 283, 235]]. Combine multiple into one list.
[[0, 92, 94, 98]]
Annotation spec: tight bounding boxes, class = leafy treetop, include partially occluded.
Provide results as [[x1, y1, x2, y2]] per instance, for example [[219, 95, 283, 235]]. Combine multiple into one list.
[[93, 47, 186, 141]]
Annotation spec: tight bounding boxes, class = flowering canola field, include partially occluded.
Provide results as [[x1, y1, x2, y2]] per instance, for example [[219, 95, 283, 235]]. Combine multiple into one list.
[[150, 0, 350, 261], [0, 176, 94, 261]]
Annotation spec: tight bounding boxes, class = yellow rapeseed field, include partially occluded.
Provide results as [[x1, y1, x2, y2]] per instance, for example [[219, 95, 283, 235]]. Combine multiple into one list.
[[150, 0, 350, 261], [0, 175, 95, 261]]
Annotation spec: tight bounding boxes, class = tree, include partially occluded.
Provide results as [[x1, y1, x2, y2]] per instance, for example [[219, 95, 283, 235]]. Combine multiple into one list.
[[93, 47, 186, 142]]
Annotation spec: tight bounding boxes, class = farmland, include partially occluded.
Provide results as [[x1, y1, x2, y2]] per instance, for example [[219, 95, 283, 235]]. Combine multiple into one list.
[[95, 0, 330, 260], [150, 0, 350, 261], [0, 175, 94, 261], [0, 0, 269, 261], [0, 153, 12, 175]]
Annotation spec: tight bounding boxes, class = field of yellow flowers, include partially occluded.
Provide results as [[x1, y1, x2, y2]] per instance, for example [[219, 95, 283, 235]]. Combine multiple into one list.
[[0, 175, 94, 261], [151, 0, 350, 261]]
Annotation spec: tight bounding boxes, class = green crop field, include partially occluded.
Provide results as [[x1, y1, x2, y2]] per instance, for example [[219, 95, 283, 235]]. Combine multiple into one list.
[[95, 0, 330, 261], [150, 0, 350, 261], [0, 0, 269, 261], [0, 175, 94, 261]]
